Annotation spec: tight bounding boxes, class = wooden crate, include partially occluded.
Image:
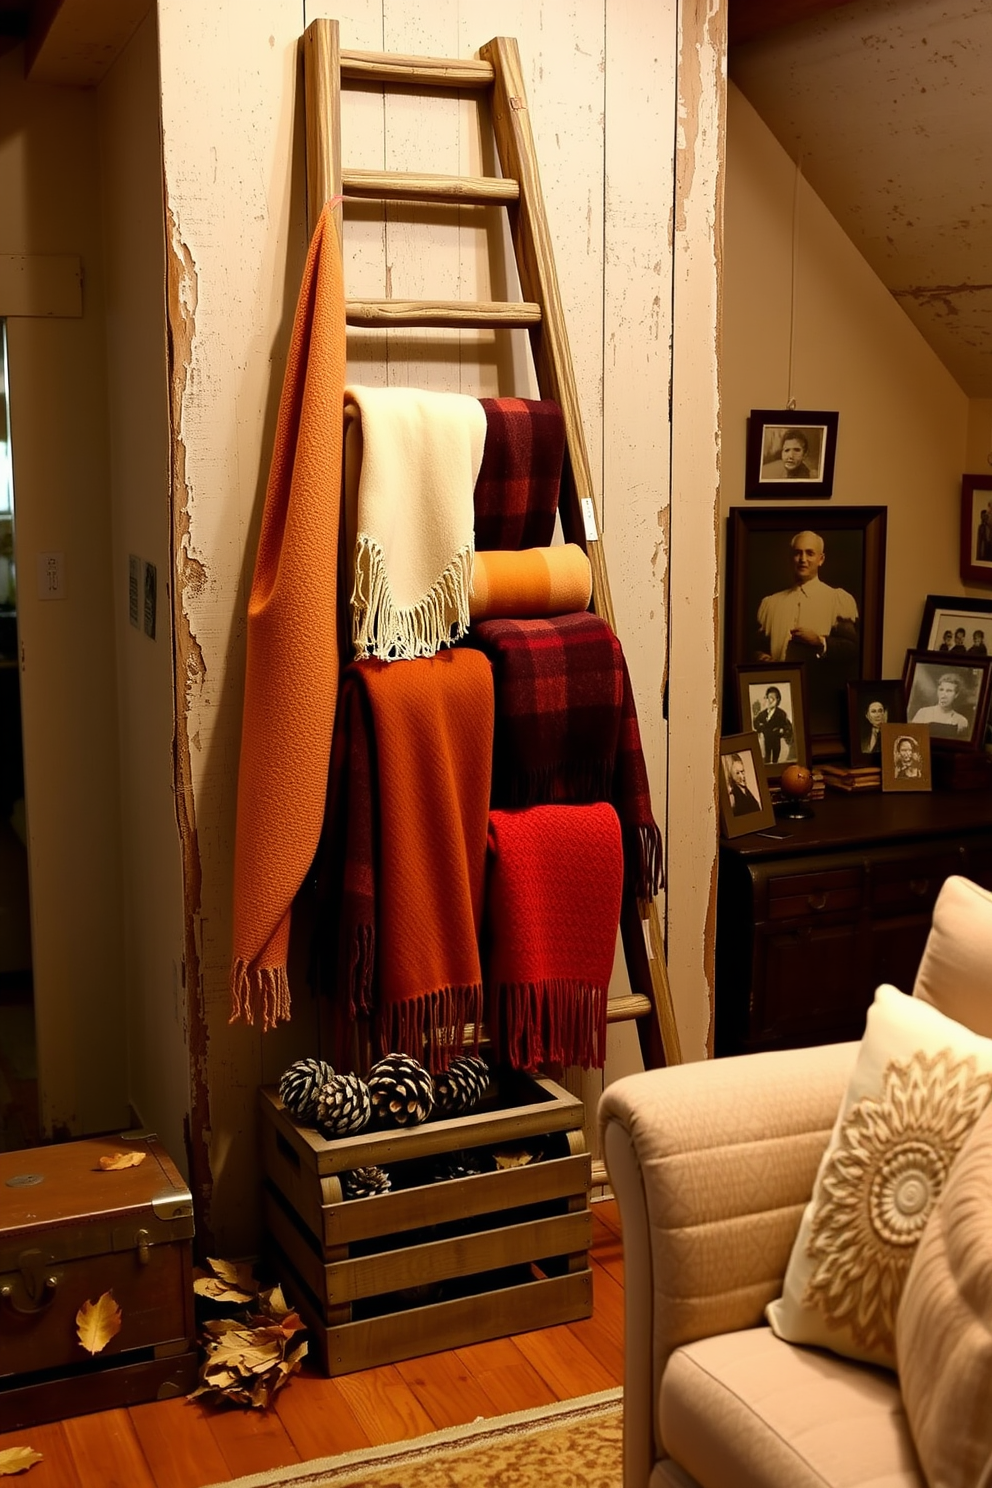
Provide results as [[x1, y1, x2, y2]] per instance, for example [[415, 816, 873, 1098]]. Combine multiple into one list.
[[258, 1069, 593, 1375]]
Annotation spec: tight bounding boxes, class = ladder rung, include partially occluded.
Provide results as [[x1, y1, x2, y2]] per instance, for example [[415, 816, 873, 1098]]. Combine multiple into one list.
[[346, 299, 541, 329], [341, 48, 494, 90], [606, 994, 654, 1024], [342, 168, 519, 206]]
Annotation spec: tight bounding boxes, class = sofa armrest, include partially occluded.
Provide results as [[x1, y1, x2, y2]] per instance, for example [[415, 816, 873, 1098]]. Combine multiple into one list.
[[599, 1040, 857, 1488]]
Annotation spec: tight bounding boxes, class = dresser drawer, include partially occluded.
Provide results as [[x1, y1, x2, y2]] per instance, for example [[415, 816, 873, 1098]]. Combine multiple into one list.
[[766, 866, 864, 921], [868, 851, 961, 918]]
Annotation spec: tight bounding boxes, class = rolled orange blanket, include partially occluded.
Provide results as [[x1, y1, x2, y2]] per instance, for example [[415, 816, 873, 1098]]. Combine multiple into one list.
[[469, 544, 592, 621]]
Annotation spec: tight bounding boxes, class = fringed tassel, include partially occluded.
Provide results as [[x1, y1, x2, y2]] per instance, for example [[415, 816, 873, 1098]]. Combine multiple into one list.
[[230, 958, 292, 1032], [378, 983, 484, 1074], [493, 978, 609, 1071], [624, 821, 665, 902], [351, 535, 474, 661]]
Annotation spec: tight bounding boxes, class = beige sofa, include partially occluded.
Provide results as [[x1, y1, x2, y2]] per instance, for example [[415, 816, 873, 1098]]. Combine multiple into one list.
[[600, 873, 992, 1488]]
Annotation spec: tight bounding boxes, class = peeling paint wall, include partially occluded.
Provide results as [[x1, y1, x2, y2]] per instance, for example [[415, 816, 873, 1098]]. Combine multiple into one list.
[[157, 0, 719, 1247]]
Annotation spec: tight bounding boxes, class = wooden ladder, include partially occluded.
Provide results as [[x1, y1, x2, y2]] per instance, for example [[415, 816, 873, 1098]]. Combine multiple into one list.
[[302, 20, 682, 1132]]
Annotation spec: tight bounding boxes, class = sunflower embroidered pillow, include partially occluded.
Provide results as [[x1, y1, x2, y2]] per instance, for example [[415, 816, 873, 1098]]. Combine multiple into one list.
[[765, 982, 992, 1370]]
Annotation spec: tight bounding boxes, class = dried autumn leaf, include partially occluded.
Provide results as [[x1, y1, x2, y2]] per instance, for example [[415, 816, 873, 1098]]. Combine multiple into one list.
[[76, 1291, 122, 1355], [0, 1445, 43, 1475], [193, 1275, 257, 1304], [97, 1151, 147, 1171], [205, 1257, 258, 1294]]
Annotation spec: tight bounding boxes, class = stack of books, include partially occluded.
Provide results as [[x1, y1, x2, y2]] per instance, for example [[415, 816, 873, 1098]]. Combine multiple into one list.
[[820, 764, 882, 793], [768, 768, 826, 804]]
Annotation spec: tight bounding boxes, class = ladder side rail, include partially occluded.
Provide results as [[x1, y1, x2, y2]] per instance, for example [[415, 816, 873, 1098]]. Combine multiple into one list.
[[304, 19, 343, 244]]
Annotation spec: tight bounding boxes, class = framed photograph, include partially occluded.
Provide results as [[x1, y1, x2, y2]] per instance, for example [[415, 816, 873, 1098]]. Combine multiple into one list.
[[960, 475, 992, 586], [718, 732, 776, 838], [744, 410, 839, 500], [916, 593, 992, 659], [724, 506, 887, 760], [846, 679, 907, 767], [880, 722, 932, 793], [734, 662, 808, 778], [902, 650, 992, 751]]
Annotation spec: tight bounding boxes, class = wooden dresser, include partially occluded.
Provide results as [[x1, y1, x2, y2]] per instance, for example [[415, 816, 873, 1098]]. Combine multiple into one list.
[[715, 792, 992, 1057]]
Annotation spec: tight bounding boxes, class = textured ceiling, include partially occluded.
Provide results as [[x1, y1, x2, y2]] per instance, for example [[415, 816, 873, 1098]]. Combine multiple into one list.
[[730, 0, 992, 396]]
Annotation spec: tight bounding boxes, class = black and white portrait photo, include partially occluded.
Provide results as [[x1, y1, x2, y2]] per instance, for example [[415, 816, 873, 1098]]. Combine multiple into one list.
[[744, 409, 839, 500], [903, 653, 992, 748], [749, 682, 796, 765], [717, 732, 775, 838]]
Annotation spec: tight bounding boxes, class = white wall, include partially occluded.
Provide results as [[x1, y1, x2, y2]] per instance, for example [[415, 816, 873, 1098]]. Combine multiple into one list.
[[721, 84, 970, 688], [156, 0, 722, 1249]]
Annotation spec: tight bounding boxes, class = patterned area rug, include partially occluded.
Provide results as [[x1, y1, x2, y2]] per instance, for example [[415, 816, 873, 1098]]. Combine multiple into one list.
[[202, 1387, 623, 1488]]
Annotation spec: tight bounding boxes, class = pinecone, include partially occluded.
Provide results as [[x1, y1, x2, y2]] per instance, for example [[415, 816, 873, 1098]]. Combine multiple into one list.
[[278, 1057, 335, 1124], [432, 1149, 484, 1183], [432, 1055, 490, 1118], [367, 1054, 434, 1127], [342, 1164, 392, 1199], [315, 1073, 371, 1137]]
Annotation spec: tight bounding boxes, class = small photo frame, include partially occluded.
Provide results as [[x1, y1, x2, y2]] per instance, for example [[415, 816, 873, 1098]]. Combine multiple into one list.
[[845, 679, 907, 767], [902, 650, 992, 751], [916, 593, 992, 657], [960, 475, 992, 586], [744, 410, 839, 500], [718, 731, 776, 838], [734, 662, 809, 778], [881, 723, 931, 793]]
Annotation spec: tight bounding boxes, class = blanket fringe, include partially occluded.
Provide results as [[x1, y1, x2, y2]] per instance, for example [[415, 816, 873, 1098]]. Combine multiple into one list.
[[626, 822, 665, 902], [352, 535, 474, 661], [378, 983, 484, 1074], [493, 977, 609, 1071], [230, 958, 292, 1032]]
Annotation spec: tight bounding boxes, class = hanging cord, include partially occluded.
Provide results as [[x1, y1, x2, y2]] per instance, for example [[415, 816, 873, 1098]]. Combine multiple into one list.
[[786, 150, 804, 410]]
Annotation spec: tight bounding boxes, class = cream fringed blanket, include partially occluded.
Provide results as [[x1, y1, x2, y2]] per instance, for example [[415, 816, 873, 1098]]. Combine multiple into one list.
[[230, 203, 345, 1030], [344, 385, 487, 660]]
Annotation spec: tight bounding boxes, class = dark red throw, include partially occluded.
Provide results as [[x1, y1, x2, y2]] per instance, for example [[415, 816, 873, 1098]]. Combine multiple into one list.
[[474, 398, 566, 551]]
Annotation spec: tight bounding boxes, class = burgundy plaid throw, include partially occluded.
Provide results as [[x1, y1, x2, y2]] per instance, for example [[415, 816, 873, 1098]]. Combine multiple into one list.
[[474, 398, 566, 551], [467, 612, 663, 900]]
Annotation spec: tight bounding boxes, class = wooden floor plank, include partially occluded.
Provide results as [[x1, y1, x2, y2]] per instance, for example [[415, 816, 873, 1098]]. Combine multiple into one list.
[[592, 1197, 622, 1235], [565, 1260, 624, 1381], [62, 1408, 157, 1488], [512, 1319, 616, 1399], [592, 1215, 625, 1285], [331, 1363, 435, 1445], [0, 1421, 83, 1488], [274, 1370, 373, 1461], [127, 1396, 229, 1488], [453, 1336, 558, 1415], [394, 1348, 499, 1429], [206, 1393, 302, 1480]]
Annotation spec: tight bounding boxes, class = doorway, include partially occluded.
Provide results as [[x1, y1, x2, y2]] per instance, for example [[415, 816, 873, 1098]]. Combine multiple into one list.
[[0, 318, 38, 1150]]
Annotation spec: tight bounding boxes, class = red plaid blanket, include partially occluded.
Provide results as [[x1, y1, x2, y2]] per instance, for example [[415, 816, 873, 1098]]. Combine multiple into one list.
[[474, 398, 565, 551], [467, 612, 663, 901]]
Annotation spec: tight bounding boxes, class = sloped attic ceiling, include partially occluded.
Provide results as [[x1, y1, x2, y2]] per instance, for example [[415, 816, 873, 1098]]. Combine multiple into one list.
[[730, 0, 992, 396]]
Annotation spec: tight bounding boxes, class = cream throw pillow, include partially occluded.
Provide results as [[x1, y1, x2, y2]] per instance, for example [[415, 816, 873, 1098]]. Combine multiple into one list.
[[766, 983, 992, 1370], [897, 1100, 992, 1488]]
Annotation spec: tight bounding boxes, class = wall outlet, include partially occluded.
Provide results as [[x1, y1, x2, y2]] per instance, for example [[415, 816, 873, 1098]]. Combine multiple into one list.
[[37, 551, 66, 601]]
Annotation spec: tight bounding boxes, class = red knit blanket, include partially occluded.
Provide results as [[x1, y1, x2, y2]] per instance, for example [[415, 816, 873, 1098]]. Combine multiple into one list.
[[466, 612, 663, 901], [313, 650, 494, 1072], [486, 804, 623, 1069], [474, 398, 565, 551]]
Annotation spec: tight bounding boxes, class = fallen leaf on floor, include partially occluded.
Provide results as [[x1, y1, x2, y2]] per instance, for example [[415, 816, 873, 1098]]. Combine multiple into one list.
[[193, 1256, 259, 1303], [189, 1303, 307, 1408], [76, 1291, 123, 1354], [97, 1151, 147, 1170], [0, 1446, 43, 1475]]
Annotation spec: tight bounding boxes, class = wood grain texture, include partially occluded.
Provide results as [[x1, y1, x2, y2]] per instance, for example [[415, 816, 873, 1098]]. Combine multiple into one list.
[[274, 1371, 374, 1459], [395, 1349, 499, 1427], [61, 1408, 157, 1488], [126, 1397, 229, 1488], [0, 1421, 83, 1488]]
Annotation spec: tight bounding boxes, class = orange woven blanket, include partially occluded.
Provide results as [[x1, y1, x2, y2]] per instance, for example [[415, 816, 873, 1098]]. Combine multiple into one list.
[[230, 203, 345, 1030], [469, 544, 592, 621]]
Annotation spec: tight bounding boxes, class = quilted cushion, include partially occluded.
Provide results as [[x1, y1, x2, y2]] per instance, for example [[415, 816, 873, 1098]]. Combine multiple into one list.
[[912, 874, 992, 1036]]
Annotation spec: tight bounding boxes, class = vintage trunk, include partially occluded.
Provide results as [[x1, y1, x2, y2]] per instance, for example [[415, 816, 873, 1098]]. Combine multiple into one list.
[[0, 1133, 197, 1429], [260, 1067, 593, 1375]]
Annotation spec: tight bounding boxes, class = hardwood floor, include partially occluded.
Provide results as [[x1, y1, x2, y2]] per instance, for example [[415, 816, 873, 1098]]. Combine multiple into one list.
[[0, 1200, 624, 1488]]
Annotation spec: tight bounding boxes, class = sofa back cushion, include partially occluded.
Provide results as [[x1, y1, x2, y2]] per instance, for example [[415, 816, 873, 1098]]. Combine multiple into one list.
[[913, 874, 992, 1035], [897, 1098, 992, 1488]]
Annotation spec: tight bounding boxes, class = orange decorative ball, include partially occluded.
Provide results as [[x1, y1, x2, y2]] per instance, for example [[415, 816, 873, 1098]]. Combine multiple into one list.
[[780, 764, 813, 798]]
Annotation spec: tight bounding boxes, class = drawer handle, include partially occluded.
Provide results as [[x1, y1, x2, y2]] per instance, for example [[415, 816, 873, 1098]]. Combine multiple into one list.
[[0, 1260, 59, 1314], [136, 1228, 151, 1265], [910, 878, 930, 897], [806, 892, 827, 911]]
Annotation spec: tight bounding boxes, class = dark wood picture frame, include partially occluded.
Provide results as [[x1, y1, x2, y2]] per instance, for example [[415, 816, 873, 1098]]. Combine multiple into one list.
[[960, 475, 992, 586], [744, 409, 839, 500], [902, 649, 992, 752], [734, 662, 809, 779], [916, 593, 992, 658], [845, 678, 907, 768], [880, 722, 932, 793], [718, 731, 776, 838], [724, 506, 887, 761]]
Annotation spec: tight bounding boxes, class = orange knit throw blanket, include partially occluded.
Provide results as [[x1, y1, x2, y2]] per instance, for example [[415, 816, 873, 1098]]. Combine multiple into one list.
[[229, 203, 346, 1030]]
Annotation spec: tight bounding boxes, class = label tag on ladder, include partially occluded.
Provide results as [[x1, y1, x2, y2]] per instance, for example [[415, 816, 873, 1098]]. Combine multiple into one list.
[[581, 497, 599, 542]]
